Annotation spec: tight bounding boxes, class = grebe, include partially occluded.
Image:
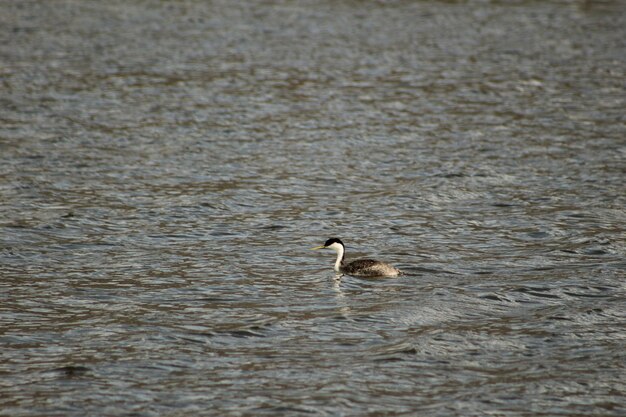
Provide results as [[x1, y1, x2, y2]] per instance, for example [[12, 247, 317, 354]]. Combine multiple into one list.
[[312, 238, 401, 277]]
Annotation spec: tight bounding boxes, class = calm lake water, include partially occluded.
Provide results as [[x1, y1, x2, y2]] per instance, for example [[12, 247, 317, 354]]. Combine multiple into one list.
[[1, 1, 625, 416]]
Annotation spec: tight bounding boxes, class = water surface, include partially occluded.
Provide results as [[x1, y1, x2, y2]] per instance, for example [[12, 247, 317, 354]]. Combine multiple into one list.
[[1, 1, 625, 416]]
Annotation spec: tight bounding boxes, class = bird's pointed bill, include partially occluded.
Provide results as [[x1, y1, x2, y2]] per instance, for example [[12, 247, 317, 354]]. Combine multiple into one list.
[[311, 245, 326, 250]]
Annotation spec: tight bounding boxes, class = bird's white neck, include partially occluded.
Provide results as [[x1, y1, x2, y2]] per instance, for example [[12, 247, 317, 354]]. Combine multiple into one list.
[[327, 242, 345, 272]]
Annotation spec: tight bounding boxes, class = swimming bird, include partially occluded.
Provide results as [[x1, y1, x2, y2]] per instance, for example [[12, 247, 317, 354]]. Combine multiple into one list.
[[311, 238, 401, 277]]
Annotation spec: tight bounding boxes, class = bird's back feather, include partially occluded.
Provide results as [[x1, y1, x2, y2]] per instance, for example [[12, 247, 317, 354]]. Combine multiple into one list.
[[341, 259, 401, 277]]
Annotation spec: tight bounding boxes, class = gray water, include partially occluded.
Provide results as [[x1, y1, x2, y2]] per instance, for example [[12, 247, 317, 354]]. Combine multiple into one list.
[[1, 1, 625, 416]]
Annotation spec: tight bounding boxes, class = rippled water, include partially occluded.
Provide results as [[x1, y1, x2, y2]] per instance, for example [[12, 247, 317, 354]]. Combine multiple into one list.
[[1, 1, 625, 416]]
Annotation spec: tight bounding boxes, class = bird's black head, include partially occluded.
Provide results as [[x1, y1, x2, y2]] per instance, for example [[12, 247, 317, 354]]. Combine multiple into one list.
[[324, 238, 344, 247]]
